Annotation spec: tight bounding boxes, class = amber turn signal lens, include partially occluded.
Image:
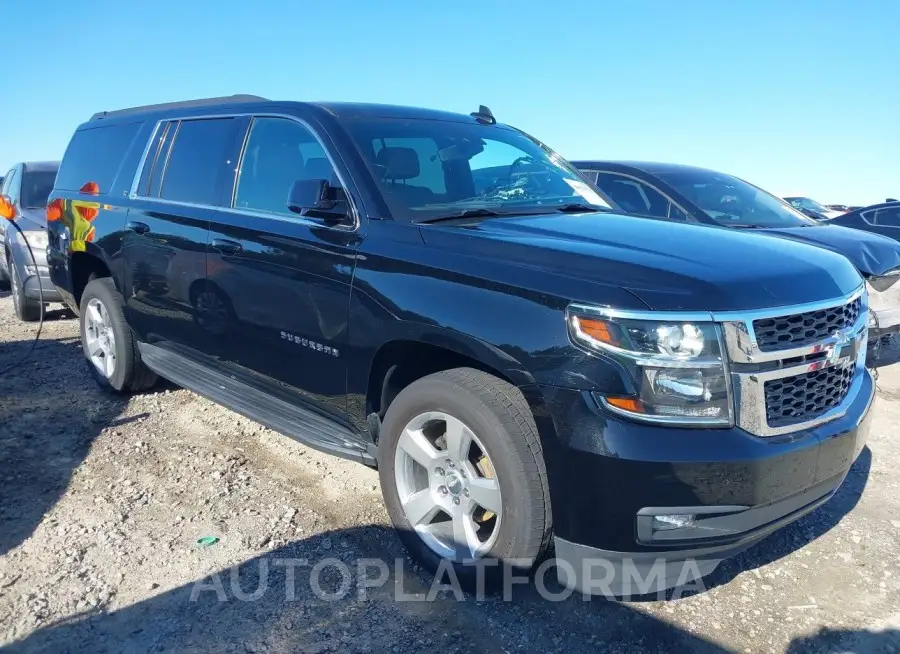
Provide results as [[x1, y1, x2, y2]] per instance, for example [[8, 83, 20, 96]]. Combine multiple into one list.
[[574, 316, 619, 347], [605, 397, 645, 413], [0, 195, 15, 221]]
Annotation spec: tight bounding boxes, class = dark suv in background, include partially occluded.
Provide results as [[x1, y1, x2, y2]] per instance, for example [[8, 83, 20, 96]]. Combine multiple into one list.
[[574, 161, 900, 344], [47, 96, 873, 595], [0, 160, 61, 320]]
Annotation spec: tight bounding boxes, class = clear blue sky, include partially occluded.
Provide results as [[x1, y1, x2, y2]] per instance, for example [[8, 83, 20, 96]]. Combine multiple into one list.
[[2, 0, 897, 205]]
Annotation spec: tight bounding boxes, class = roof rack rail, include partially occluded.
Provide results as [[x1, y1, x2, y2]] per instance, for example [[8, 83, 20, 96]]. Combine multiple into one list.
[[89, 94, 268, 121]]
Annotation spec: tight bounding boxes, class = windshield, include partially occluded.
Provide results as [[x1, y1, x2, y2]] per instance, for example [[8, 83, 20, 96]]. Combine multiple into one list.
[[21, 169, 58, 209], [785, 196, 831, 214], [343, 118, 611, 222], [656, 170, 815, 228]]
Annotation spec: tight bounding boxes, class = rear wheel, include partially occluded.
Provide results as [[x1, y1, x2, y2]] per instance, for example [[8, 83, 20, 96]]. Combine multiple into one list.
[[378, 368, 551, 587], [79, 277, 158, 393]]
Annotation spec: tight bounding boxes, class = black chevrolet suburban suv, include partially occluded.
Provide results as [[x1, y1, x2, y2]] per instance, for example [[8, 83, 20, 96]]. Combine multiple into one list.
[[47, 95, 874, 595]]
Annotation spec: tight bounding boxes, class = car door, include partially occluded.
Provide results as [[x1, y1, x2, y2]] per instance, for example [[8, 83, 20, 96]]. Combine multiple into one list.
[[204, 114, 363, 423], [124, 116, 242, 355]]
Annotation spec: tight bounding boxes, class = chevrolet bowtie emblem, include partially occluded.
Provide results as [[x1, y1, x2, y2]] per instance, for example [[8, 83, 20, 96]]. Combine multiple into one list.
[[827, 328, 855, 365]]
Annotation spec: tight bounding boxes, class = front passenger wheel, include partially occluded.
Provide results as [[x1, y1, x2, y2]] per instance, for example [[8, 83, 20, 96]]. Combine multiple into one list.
[[378, 367, 552, 588], [79, 277, 158, 393]]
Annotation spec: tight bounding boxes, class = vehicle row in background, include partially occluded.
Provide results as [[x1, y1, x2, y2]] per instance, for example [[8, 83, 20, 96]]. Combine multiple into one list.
[[784, 196, 845, 220], [573, 160, 900, 342]]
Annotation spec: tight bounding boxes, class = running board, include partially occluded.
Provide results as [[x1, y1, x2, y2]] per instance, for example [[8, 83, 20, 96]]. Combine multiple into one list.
[[138, 342, 375, 466]]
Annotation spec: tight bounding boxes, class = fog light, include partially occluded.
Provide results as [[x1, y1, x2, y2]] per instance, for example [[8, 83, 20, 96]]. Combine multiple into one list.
[[652, 514, 696, 531]]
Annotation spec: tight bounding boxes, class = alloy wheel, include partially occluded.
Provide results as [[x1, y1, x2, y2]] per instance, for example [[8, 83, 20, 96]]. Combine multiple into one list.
[[84, 297, 117, 378], [394, 411, 503, 562]]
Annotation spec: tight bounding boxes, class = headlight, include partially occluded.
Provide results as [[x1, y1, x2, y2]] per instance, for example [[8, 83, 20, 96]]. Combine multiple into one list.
[[16, 229, 49, 251], [567, 305, 733, 426]]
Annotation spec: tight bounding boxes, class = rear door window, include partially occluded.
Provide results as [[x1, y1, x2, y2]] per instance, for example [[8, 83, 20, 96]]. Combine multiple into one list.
[[157, 118, 236, 206], [875, 207, 900, 227], [55, 122, 141, 194]]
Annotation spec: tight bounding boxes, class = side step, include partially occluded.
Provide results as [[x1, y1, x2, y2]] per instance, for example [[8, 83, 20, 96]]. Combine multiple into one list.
[[138, 342, 375, 466]]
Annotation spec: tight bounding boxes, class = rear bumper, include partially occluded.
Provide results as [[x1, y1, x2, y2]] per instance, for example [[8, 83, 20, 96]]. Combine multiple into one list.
[[537, 369, 875, 595], [46, 240, 77, 312]]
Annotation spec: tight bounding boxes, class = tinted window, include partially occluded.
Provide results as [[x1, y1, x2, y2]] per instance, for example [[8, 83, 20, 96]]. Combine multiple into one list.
[[56, 122, 141, 194], [234, 117, 342, 217], [875, 207, 900, 227], [344, 118, 611, 222], [158, 118, 234, 205], [21, 169, 58, 208], [372, 137, 445, 194], [0, 168, 14, 195], [1, 168, 16, 197], [657, 170, 813, 228], [594, 172, 688, 221], [578, 170, 599, 184], [137, 121, 175, 197]]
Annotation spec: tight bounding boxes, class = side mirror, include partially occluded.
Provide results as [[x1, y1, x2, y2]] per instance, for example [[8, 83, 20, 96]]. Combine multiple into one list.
[[0, 195, 15, 221], [287, 178, 344, 217]]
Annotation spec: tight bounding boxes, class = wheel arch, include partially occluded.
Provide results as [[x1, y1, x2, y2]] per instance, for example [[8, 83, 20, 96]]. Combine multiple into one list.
[[363, 329, 556, 449], [70, 243, 115, 307]]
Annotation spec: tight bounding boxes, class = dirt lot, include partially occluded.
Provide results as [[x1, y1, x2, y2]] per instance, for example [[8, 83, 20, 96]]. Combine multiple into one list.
[[1, 293, 899, 654]]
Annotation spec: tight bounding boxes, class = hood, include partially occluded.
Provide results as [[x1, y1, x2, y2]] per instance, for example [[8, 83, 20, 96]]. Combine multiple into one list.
[[419, 212, 863, 312], [14, 208, 46, 231], [760, 224, 900, 277]]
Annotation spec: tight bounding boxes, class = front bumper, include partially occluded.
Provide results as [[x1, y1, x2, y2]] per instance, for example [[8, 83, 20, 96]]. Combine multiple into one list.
[[869, 306, 900, 340], [22, 272, 61, 303], [539, 368, 875, 595]]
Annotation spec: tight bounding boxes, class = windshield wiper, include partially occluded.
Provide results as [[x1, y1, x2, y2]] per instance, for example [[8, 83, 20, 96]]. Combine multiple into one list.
[[418, 208, 502, 224], [554, 203, 609, 213], [727, 223, 767, 229]]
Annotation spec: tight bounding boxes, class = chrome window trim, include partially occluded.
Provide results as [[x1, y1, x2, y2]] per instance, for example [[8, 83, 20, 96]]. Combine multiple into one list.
[[127, 111, 361, 233], [128, 121, 162, 197]]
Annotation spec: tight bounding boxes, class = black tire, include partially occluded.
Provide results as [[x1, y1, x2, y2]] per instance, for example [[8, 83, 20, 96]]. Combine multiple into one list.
[[0, 263, 10, 291], [378, 367, 552, 588], [10, 260, 41, 322], [79, 277, 158, 393]]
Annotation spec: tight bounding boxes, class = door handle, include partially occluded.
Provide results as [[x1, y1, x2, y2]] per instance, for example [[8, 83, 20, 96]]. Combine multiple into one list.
[[211, 238, 243, 255], [126, 221, 151, 235]]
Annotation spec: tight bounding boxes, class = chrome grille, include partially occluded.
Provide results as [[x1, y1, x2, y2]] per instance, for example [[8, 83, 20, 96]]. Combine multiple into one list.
[[753, 297, 861, 352], [763, 364, 855, 428]]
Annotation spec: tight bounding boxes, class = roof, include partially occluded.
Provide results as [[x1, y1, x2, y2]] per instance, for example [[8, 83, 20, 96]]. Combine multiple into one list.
[[569, 160, 718, 175], [312, 102, 489, 124], [851, 201, 900, 213], [88, 95, 490, 126], [20, 161, 60, 172]]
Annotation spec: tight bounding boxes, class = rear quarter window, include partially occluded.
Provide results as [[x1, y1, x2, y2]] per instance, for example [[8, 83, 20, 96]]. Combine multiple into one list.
[[55, 122, 142, 195]]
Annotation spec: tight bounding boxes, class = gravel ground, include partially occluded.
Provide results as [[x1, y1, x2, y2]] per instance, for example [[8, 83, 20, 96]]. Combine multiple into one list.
[[1, 292, 900, 653]]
